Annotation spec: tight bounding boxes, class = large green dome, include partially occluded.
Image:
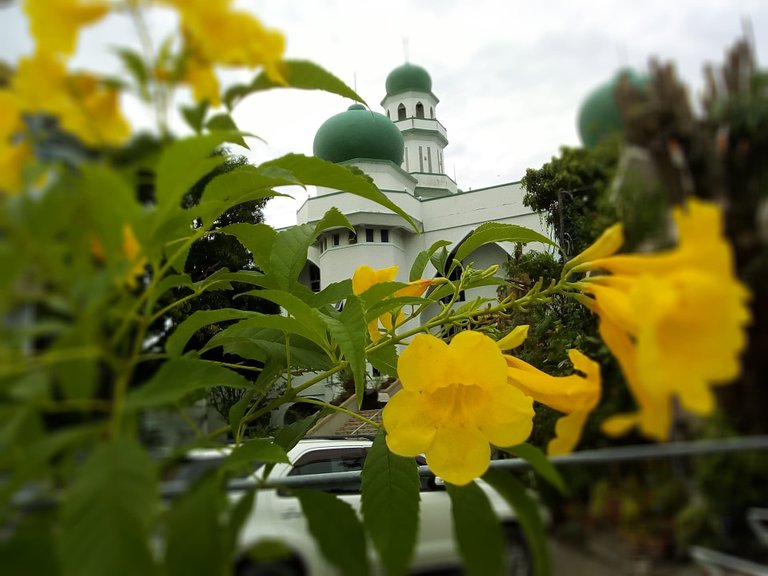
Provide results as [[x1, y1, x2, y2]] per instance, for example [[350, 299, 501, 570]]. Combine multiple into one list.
[[385, 63, 432, 95], [313, 104, 404, 164], [577, 69, 647, 148]]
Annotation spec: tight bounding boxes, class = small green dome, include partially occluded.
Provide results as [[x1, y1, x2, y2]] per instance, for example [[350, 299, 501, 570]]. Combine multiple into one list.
[[313, 104, 404, 164], [385, 63, 432, 95], [577, 69, 647, 148]]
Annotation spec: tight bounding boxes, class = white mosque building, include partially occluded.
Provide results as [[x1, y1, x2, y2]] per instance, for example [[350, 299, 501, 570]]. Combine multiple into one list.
[[295, 63, 549, 307]]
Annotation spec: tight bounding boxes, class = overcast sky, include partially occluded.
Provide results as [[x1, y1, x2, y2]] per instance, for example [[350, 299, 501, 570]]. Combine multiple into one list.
[[2, 0, 767, 227]]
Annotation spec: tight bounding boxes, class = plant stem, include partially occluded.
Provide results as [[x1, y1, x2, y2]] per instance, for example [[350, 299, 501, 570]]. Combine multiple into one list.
[[293, 398, 382, 430]]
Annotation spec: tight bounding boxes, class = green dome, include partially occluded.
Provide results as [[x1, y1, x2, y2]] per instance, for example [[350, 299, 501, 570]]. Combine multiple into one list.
[[313, 104, 404, 164], [577, 69, 647, 148], [385, 63, 432, 95]]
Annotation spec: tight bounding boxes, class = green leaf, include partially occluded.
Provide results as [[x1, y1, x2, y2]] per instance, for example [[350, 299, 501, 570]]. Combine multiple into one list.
[[454, 222, 557, 264], [503, 443, 567, 495], [308, 279, 352, 309], [150, 273, 193, 307], [126, 359, 250, 410], [229, 389, 255, 440], [1, 509, 60, 576], [217, 223, 276, 272], [430, 246, 449, 275], [361, 434, 419, 576], [273, 411, 325, 453], [365, 295, 428, 323], [357, 281, 408, 309], [259, 154, 418, 231], [224, 59, 365, 109], [483, 468, 550, 576], [294, 489, 369, 576], [447, 481, 505, 576], [114, 48, 150, 100], [154, 133, 228, 215], [59, 438, 157, 576], [314, 206, 355, 235], [238, 289, 329, 352], [180, 100, 209, 133], [367, 342, 399, 378], [410, 240, 452, 281], [164, 475, 227, 576], [166, 308, 255, 357], [224, 439, 289, 473], [269, 224, 316, 291], [205, 113, 249, 148], [319, 295, 367, 402]]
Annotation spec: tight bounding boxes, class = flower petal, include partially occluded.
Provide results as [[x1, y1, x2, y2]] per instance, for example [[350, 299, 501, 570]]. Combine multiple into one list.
[[383, 389, 436, 457], [397, 334, 450, 392], [601, 413, 639, 437], [449, 331, 507, 391], [548, 410, 589, 456], [352, 265, 377, 295], [496, 325, 529, 351], [426, 426, 490, 486], [479, 384, 534, 447]]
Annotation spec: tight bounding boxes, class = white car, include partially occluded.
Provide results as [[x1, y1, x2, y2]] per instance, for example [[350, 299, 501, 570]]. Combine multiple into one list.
[[172, 437, 532, 576]]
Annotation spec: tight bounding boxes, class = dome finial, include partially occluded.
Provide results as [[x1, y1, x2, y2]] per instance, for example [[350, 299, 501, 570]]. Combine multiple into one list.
[[403, 37, 410, 63]]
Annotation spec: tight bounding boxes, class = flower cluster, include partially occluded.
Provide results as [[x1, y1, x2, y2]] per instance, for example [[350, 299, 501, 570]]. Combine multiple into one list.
[[1, 0, 285, 195], [382, 328, 600, 485], [572, 198, 750, 440]]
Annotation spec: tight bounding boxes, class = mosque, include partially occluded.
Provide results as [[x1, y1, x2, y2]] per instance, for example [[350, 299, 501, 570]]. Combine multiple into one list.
[[294, 62, 549, 308]]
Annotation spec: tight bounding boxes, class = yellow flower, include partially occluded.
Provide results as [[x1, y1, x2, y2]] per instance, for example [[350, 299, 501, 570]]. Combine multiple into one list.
[[24, 0, 109, 56], [12, 53, 129, 147], [576, 199, 750, 440], [352, 265, 432, 342], [0, 141, 32, 196], [183, 57, 221, 107], [164, 0, 286, 83], [384, 331, 535, 485], [122, 224, 146, 288], [505, 350, 601, 455]]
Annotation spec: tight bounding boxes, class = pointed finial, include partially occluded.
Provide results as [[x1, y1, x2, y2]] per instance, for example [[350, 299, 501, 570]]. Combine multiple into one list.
[[353, 72, 357, 93], [403, 38, 410, 62]]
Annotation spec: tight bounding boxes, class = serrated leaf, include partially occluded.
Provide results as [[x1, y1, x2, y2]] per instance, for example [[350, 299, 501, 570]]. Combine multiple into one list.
[[126, 359, 250, 410], [273, 411, 324, 453], [503, 443, 567, 495], [205, 113, 249, 148], [361, 434, 419, 576], [483, 468, 550, 576], [367, 342, 399, 378], [151, 273, 194, 307], [319, 295, 366, 402], [315, 206, 354, 235], [365, 295, 428, 323], [308, 279, 352, 309], [269, 224, 316, 291], [294, 489, 369, 576], [217, 223, 276, 272], [166, 309, 255, 357], [454, 223, 557, 264], [180, 100, 209, 133], [229, 389, 255, 440], [357, 281, 408, 309], [410, 240, 452, 281], [59, 438, 157, 576], [430, 247, 449, 275], [0, 509, 60, 576], [154, 133, 229, 215], [206, 329, 332, 371], [447, 481, 505, 576], [237, 289, 329, 352], [224, 59, 365, 109], [225, 439, 289, 474], [165, 475, 227, 576], [259, 154, 418, 231]]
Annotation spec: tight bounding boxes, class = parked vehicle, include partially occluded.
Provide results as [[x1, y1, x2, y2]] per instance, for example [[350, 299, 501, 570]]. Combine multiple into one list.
[[168, 437, 533, 576]]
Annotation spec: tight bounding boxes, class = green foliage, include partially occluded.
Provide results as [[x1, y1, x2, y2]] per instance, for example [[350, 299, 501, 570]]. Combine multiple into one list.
[[521, 138, 620, 257], [361, 434, 420, 576], [447, 481, 506, 576], [294, 489, 370, 576]]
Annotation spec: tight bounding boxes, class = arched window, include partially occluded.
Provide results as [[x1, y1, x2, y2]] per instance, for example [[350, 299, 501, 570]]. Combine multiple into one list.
[[415, 102, 424, 118], [397, 104, 406, 121]]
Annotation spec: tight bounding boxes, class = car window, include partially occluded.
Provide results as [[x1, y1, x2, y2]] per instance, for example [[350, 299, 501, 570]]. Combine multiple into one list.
[[285, 448, 368, 494]]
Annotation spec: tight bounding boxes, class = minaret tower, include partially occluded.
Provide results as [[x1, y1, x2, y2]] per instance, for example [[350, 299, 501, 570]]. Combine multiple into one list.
[[381, 63, 457, 197]]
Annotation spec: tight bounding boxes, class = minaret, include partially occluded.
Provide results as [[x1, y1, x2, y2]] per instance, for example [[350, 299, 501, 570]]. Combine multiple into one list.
[[381, 63, 457, 197]]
